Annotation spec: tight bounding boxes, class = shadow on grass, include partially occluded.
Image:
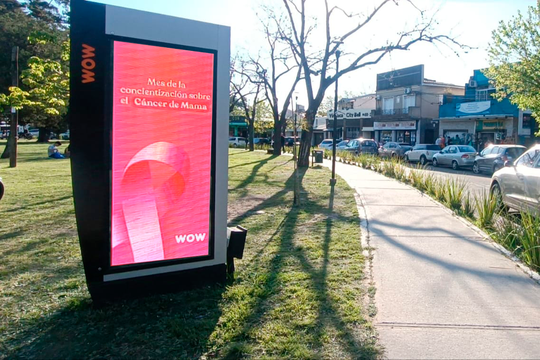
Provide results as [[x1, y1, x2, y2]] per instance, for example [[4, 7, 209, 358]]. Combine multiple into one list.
[[223, 167, 378, 358], [4, 284, 226, 358], [4, 195, 73, 213], [231, 154, 278, 191]]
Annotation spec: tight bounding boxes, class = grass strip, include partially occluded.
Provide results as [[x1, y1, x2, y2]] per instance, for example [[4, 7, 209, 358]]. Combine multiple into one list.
[[0, 143, 379, 359]]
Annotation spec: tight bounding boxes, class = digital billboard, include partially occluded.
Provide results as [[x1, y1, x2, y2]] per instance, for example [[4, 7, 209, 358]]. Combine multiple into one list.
[[111, 41, 215, 266]]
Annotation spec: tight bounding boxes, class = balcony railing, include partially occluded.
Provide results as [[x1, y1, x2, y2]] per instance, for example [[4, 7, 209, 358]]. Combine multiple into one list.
[[374, 108, 411, 116]]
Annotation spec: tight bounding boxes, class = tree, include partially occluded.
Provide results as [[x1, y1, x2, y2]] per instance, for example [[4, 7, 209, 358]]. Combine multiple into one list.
[[0, 1, 69, 146], [248, 10, 302, 156], [275, 0, 468, 167], [485, 2, 540, 135], [231, 65, 265, 151]]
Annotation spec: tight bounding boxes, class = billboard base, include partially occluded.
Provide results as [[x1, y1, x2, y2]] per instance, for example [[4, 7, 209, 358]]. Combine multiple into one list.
[[88, 264, 226, 305]]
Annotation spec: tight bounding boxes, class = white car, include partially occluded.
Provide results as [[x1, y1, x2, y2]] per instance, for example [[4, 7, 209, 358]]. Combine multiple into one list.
[[318, 139, 334, 150], [490, 144, 540, 215], [405, 144, 442, 165], [229, 137, 247, 147]]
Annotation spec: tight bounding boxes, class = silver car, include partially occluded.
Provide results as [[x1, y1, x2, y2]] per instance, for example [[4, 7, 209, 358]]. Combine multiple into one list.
[[490, 145, 540, 215], [378, 142, 412, 158], [432, 145, 477, 170]]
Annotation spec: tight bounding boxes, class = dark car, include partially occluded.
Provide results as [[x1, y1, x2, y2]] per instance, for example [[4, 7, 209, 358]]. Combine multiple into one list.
[[253, 137, 270, 145], [473, 144, 526, 174], [378, 142, 413, 158], [345, 138, 379, 155]]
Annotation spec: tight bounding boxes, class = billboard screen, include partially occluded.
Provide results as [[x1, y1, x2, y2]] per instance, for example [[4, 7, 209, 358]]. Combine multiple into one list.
[[111, 41, 215, 267]]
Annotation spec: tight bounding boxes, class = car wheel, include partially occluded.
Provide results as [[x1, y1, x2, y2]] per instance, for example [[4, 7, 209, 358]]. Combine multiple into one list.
[[432, 158, 439, 167], [419, 155, 427, 166], [233, 143, 237, 148], [490, 182, 507, 212], [472, 162, 480, 174], [452, 160, 459, 170], [493, 164, 502, 174]]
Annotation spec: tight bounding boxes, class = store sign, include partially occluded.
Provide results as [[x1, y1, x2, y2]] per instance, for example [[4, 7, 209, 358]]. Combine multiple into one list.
[[374, 121, 416, 130], [456, 101, 490, 116], [328, 108, 371, 119]]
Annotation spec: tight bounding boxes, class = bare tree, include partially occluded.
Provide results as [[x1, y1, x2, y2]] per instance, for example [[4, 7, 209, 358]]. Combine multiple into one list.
[[231, 64, 265, 151], [276, 0, 469, 167], [248, 10, 302, 156]]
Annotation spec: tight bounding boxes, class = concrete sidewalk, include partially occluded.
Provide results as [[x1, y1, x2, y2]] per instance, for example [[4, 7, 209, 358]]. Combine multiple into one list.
[[324, 159, 540, 359]]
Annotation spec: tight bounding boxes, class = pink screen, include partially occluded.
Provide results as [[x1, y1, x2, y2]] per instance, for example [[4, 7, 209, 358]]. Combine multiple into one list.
[[111, 41, 214, 266]]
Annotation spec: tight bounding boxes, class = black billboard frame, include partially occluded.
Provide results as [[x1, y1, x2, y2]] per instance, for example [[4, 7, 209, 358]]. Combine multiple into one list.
[[70, 0, 225, 303]]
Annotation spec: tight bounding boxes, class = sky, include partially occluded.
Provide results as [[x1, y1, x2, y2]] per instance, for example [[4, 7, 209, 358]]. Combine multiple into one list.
[[92, 0, 535, 106]]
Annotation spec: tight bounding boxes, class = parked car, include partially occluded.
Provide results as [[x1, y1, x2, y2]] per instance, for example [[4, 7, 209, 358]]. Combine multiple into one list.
[[432, 145, 477, 170], [229, 137, 247, 147], [490, 145, 540, 215], [336, 140, 350, 150], [284, 137, 295, 146], [345, 138, 379, 155], [405, 144, 442, 165], [378, 142, 412, 158], [318, 139, 334, 150], [473, 144, 525, 175], [60, 130, 70, 140]]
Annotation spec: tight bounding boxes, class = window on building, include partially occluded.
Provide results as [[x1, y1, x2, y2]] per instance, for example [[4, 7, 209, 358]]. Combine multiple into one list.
[[403, 95, 415, 114], [476, 88, 496, 101], [383, 97, 394, 115]]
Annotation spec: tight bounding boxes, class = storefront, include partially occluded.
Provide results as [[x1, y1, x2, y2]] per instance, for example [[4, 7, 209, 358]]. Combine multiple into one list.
[[327, 108, 372, 140], [374, 121, 417, 145]]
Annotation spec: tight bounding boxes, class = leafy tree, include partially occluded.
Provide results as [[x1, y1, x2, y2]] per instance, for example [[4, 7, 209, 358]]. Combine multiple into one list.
[[0, 0, 69, 145], [486, 3, 540, 135]]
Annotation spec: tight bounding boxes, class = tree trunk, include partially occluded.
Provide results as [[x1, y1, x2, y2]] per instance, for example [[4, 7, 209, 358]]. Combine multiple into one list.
[[298, 111, 315, 167], [272, 122, 282, 156], [248, 120, 254, 151], [37, 128, 49, 143]]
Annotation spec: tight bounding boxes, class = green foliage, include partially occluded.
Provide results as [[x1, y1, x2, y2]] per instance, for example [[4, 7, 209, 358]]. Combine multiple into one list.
[[0, 0, 68, 132], [443, 178, 466, 211], [486, 4, 540, 134], [475, 191, 498, 229]]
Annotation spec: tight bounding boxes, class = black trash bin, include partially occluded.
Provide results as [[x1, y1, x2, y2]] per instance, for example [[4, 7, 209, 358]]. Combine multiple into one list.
[[312, 150, 324, 165]]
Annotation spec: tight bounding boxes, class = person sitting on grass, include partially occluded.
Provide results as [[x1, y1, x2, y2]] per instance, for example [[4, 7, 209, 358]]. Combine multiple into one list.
[[48, 141, 65, 159]]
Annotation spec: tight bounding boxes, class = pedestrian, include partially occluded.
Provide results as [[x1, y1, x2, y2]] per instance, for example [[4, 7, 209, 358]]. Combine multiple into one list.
[[447, 136, 452, 146], [435, 136, 441, 147], [48, 141, 65, 159]]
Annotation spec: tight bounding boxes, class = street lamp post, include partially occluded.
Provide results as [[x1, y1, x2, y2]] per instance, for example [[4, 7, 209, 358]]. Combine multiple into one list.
[[293, 95, 300, 205], [331, 50, 341, 186]]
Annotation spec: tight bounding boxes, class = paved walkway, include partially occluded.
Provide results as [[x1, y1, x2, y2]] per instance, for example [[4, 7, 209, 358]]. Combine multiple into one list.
[[323, 159, 540, 359]]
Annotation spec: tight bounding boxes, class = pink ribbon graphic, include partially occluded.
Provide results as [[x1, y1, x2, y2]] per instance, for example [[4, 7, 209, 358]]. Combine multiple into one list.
[[112, 142, 190, 265]]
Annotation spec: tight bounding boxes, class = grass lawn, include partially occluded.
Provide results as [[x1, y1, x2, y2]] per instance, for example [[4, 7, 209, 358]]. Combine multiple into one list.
[[0, 142, 379, 359]]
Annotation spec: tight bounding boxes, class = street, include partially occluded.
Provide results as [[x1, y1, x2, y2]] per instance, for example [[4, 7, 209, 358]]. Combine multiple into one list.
[[410, 163, 493, 197]]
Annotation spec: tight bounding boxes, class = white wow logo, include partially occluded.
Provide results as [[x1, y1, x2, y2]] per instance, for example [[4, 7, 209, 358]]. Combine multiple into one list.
[[175, 233, 207, 244]]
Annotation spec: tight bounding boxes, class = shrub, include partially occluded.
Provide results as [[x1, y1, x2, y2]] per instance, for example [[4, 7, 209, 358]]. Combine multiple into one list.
[[475, 190, 498, 229], [443, 178, 466, 211]]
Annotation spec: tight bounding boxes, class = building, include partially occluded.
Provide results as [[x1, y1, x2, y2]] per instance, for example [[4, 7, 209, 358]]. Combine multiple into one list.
[[372, 65, 463, 145], [326, 94, 376, 140], [438, 69, 539, 149]]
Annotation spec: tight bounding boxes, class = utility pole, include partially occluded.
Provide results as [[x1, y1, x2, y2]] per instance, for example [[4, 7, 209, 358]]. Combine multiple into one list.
[[330, 50, 340, 186], [9, 46, 19, 168], [293, 94, 300, 206]]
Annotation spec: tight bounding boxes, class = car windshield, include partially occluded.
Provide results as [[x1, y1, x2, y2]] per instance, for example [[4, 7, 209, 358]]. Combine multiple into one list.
[[458, 146, 476, 153], [337, 140, 349, 146]]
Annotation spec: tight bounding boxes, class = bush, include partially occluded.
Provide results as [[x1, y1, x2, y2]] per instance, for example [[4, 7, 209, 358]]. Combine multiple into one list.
[[475, 191, 498, 229], [443, 178, 466, 211]]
